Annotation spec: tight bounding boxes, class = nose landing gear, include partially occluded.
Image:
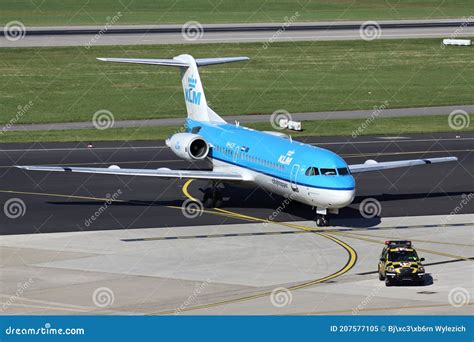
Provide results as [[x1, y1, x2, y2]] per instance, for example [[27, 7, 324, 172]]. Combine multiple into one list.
[[315, 214, 329, 227], [315, 207, 329, 227]]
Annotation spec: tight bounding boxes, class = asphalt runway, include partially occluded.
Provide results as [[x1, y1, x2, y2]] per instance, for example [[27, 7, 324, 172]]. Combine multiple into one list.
[[0, 132, 473, 235], [2, 20, 474, 47]]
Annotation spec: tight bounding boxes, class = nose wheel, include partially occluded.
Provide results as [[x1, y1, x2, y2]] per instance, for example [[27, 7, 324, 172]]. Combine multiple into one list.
[[315, 214, 329, 227], [314, 207, 330, 227]]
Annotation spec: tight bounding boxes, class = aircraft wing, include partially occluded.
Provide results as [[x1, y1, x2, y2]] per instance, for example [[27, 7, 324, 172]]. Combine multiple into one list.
[[348, 156, 457, 173], [15, 165, 247, 181]]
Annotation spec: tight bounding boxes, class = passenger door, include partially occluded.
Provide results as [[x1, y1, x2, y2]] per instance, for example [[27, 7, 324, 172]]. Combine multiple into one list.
[[290, 164, 300, 192]]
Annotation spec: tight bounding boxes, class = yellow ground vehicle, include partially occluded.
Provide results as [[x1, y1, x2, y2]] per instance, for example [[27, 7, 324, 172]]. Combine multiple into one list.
[[378, 240, 425, 286]]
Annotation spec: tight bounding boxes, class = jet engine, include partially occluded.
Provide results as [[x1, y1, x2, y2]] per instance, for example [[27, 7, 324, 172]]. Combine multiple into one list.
[[166, 133, 209, 161]]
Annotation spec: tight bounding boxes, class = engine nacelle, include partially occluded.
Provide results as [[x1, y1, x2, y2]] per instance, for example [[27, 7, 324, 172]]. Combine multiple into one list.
[[166, 133, 209, 161]]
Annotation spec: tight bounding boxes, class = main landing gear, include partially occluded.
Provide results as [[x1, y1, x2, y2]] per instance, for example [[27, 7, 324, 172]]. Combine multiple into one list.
[[201, 181, 223, 208]]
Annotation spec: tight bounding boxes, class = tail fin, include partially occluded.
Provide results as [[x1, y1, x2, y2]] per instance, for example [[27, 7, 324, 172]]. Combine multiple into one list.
[[97, 55, 249, 123]]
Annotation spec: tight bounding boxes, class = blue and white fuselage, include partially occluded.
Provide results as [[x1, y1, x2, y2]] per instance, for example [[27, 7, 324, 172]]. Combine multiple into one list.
[[186, 118, 355, 209]]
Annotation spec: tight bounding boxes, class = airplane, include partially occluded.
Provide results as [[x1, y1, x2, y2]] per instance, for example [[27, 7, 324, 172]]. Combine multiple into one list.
[[17, 54, 458, 226]]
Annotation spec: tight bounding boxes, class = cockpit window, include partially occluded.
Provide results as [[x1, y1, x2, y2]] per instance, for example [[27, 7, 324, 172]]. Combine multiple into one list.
[[337, 167, 350, 175], [305, 167, 319, 176], [320, 168, 337, 176]]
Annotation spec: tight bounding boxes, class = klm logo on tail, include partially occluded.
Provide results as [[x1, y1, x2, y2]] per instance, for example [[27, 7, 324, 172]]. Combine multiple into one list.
[[185, 75, 202, 105]]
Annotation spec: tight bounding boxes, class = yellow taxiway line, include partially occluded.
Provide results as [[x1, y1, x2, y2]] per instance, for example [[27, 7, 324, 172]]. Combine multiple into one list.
[[4, 180, 470, 315], [146, 180, 358, 315]]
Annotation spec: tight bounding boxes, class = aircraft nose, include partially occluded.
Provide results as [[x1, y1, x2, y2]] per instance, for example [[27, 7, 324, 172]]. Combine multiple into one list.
[[328, 189, 355, 208]]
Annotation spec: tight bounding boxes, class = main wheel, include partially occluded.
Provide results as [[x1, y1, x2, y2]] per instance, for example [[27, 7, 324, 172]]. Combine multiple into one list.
[[202, 193, 214, 208], [378, 270, 385, 281], [213, 191, 223, 208], [202, 190, 223, 208]]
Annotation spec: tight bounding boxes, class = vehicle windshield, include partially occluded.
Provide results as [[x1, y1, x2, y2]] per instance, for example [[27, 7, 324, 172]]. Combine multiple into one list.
[[388, 250, 419, 262]]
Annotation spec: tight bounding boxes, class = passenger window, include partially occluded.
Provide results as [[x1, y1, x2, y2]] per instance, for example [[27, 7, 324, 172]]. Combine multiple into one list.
[[337, 167, 350, 176], [320, 168, 336, 176]]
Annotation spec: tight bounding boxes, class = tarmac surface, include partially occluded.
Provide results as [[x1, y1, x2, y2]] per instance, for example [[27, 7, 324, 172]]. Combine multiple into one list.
[[0, 215, 472, 315], [0, 133, 472, 315], [1, 19, 473, 47]]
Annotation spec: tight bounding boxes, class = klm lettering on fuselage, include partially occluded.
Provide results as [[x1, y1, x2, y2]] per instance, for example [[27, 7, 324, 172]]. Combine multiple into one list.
[[278, 150, 295, 165], [185, 75, 202, 105]]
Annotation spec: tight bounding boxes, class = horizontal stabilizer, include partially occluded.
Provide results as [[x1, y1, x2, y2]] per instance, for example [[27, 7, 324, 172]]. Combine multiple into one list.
[[97, 56, 249, 67], [195, 57, 250, 66], [97, 58, 188, 67]]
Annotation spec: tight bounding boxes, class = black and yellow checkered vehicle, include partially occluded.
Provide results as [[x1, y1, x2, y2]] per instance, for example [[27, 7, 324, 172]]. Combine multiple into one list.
[[378, 240, 426, 286]]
